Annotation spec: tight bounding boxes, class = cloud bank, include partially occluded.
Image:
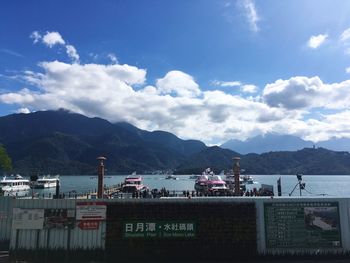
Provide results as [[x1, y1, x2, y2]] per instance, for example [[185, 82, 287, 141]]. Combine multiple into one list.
[[2, 31, 350, 144]]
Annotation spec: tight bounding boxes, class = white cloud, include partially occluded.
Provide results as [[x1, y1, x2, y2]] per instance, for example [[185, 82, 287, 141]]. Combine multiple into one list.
[[30, 31, 42, 44], [156, 71, 201, 98], [30, 31, 80, 64], [42, 32, 66, 47], [241, 0, 260, 32], [241, 84, 258, 93], [263, 76, 350, 110], [297, 111, 350, 142], [307, 34, 328, 49], [211, 80, 241, 87], [211, 80, 258, 93], [16, 107, 31, 114], [89, 53, 99, 60], [346, 67, 350, 74], [0, 59, 288, 144], [4, 63, 350, 143], [107, 53, 118, 64], [340, 27, 350, 42], [66, 45, 80, 63]]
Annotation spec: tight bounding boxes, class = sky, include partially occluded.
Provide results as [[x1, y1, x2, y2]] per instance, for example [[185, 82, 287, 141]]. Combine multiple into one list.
[[1, 0, 350, 145]]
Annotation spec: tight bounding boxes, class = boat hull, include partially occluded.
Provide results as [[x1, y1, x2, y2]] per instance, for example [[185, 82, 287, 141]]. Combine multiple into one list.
[[1, 185, 30, 192], [33, 182, 57, 189]]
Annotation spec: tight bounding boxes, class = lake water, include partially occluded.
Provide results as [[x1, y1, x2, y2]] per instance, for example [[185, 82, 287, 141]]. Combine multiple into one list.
[[27, 174, 350, 197]]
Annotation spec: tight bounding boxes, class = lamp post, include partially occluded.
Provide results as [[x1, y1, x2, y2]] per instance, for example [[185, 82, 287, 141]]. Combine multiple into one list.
[[289, 173, 305, 196]]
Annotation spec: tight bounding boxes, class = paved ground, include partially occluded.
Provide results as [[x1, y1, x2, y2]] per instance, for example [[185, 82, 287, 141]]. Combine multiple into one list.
[[4, 257, 350, 263], [0, 251, 8, 263]]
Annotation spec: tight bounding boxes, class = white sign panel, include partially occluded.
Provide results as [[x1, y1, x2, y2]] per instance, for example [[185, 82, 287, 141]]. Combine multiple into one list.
[[12, 208, 44, 229], [76, 202, 106, 221]]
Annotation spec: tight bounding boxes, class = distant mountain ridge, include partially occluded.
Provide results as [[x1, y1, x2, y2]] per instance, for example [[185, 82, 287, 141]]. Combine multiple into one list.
[[1, 110, 350, 175], [176, 147, 350, 175], [0, 109, 206, 174], [221, 134, 350, 154]]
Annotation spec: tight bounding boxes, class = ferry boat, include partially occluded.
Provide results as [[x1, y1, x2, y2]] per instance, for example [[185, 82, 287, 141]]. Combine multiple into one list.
[[224, 170, 259, 192], [194, 168, 213, 192], [194, 174, 208, 192], [32, 175, 59, 189], [121, 172, 148, 193], [206, 175, 228, 194], [0, 174, 30, 193]]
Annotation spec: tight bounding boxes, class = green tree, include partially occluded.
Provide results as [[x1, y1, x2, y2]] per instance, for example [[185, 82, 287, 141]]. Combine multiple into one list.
[[0, 145, 12, 173]]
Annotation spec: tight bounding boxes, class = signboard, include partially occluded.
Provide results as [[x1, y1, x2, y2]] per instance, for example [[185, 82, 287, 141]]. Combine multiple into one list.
[[44, 209, 75, 229], [12, 208, 44, 229], [78, 220, 100, 230], [123, 221, 196, 238], [265, 202, 341, 249], [76, 202, 106, 221]]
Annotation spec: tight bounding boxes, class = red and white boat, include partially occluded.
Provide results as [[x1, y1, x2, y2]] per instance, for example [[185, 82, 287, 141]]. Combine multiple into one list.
[[121, 172, 148, 193], [206, 175, 228, 193], [194, 168, 228, 194], [194, 168, 212, 192]]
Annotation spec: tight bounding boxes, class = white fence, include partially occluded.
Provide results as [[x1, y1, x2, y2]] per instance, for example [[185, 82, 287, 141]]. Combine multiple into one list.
[[1, 196, 350, 255]]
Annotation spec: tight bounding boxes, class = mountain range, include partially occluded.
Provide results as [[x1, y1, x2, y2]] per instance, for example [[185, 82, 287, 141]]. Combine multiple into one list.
[[1, 109, 350, 175], [0, 109, 207, 175], [221, 134, 350, 154]]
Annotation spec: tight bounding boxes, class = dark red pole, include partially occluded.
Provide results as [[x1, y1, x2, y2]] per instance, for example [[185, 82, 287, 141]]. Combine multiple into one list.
[[233, 157, 240, 196], [97, 156, 106, 198]]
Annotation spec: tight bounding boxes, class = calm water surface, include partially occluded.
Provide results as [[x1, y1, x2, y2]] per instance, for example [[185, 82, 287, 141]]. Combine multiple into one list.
[[30, 174, 350, 197]]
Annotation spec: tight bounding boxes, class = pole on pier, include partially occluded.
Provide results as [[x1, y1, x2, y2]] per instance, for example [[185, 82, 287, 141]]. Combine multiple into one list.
[[277, 177, 282, 196], [55, 178, 60, 199], [97, 156, 107, 199], [233, 157, 241, 196]]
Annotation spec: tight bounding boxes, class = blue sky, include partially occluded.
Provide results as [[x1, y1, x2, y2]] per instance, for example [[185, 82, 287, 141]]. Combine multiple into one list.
[[1, 0, 350, 145]]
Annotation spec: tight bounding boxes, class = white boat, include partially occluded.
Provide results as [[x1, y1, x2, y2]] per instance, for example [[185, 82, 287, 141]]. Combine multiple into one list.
[[224, 170, 259, 191], [242, 174, 254, 184], [33, 175, 59, 189], [165, 175, 178, 180], [0, 174, 30, 193]]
